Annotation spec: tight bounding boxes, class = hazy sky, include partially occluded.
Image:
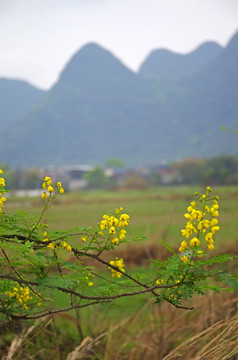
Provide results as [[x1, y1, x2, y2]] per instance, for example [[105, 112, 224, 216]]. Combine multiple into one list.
[[1, 0, 238, 89]]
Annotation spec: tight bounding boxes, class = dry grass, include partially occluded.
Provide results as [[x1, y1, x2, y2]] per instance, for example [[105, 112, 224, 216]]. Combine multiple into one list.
[[2, 291, 237, 360], [163, 315, 238, 360], [126, 291, 238, 360]]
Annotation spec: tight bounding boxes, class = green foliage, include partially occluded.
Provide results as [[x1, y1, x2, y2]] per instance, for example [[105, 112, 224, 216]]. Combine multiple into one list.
[[84, 166, 111, 188], [203, 155, 238, 184], [174, 155, 238, 185], [104, 157, 124, 168], [0, 172, 237, 329]]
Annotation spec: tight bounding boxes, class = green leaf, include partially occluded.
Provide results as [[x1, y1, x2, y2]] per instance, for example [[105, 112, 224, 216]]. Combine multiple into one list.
[[218, 272, 238, 290], [160, 239, 176, 255]]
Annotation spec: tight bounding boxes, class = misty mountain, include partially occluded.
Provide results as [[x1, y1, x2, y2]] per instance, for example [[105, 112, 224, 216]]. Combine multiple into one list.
[[139, 41, 223, 80], [1, 33, 238, 168], [0, 78, 45, 129]]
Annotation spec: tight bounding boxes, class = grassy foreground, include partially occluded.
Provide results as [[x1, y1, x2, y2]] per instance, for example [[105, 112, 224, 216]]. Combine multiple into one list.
[[2, 185, 238, 359]]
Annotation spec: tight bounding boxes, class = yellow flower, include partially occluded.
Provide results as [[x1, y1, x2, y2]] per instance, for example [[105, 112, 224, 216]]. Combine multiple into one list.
[[191, 209, 203, 221], [119, 229, 126, 240], [41, 192, 47, 199], [115, 207, 123, 214], [205, 232, 213, 243], [44, 176, 52, 185], [207, 243, 214, 250], [100, 220, 108, 230], [210, 218, 218, 227], [66, 245, 72, 252], [111, 237, 119, 244], [197, 220, 210, 232], [179, 240, 188, 253], [156, 279, 165, 285], [120, 214, 130, 221], [81, 236, 87, 242], [197, 250, 204, 257], [109, 226, 116, 235], [108, 216, 119, 226], [42, 182, 47, 189], [48, 186, 54, 193], [109, 258, 125, 278], [88, 282, 94, 287], [47, 243, 55, 250], [181, 255, 188, 263], [190, 237, 200, 247], [0, 177, 6, 186], [181, 222, 197, 238], [184, 213, 193, 221], [211, 225, 220, 234], [118, 214, 130, 226]]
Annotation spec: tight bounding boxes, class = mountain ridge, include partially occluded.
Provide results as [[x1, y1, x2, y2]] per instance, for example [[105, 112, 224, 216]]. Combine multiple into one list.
[[0, 78, 45, 129], [138, 41, 223, 80], [0, 32, 237, 168]]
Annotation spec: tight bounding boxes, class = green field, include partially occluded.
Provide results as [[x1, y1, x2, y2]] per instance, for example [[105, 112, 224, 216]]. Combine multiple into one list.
[[6, 185, 238, 249]]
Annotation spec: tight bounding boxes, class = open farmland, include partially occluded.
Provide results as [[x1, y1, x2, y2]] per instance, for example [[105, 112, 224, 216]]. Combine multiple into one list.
[[6, 185, 238, 249]]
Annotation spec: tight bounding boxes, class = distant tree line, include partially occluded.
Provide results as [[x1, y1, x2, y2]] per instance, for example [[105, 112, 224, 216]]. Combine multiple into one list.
[[174, 155, 238, 185], [1, 154, 238, 191]]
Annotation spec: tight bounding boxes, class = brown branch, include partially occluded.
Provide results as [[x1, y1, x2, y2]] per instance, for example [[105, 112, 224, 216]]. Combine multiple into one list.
[[0, 273, 183, 303], [11, 300, 111, 320], [72, 248, 160, 297], [90, 270, 156, 288]]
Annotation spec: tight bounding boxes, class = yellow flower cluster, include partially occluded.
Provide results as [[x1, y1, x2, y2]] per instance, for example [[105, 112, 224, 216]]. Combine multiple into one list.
[[0, 169, 7, 214], [60, 241, 72, 252], [156, 278, 165, 286], [46, 240, 72, 252], [99, 207, 130, 245], [109, 258, 125, 278], [85, 273, 94, 287], [5, 285, 33, 310], [41, 176, 64, 199], [179, 187, 220, 262]]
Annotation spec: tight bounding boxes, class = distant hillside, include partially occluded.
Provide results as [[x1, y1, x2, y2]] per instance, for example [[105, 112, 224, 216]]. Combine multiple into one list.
[[0, 78, 45, 128], [0, 33, 237, 168], [172, 31, 238, 150], [139, 41, 223, 80]]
